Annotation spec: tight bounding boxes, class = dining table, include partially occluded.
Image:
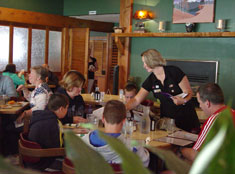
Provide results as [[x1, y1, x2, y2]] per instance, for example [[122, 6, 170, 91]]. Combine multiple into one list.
[[25, 84, 56, 89], [0, 102, 29, 115], [81, 93, 123, 106], [0, 101, 29, 155], [63, 123, 170, 149]]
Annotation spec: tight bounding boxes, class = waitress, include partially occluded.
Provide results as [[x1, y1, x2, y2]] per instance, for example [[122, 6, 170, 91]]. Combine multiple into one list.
[[126, 49, 200, 132]]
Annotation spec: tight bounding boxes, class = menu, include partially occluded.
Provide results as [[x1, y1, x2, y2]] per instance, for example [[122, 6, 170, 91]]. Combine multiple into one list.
[[155, 130, 198, 146]]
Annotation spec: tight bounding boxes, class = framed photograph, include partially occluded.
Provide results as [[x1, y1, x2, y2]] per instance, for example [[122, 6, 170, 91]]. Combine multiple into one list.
[[172, 0, 215, 23]]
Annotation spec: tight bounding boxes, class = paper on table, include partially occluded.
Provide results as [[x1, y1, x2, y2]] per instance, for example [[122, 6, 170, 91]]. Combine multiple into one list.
[[155, 136, 194, 146], [14, 121, 24, 128], [176, 93, 188, 98], [92, 107, 104, 120], [168, 130, 198, 142]]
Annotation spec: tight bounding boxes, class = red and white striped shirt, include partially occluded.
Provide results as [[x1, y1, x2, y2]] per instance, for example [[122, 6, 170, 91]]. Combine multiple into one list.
[[193, 106, 235, 151]]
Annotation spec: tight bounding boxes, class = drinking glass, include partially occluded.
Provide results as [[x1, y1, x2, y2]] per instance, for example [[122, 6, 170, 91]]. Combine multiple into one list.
[[123, 120, 134, 137], [87, 114, 99, 129], [166, 118, 175, 134]]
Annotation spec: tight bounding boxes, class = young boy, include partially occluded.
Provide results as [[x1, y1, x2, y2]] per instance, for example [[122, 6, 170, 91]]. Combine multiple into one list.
[[82, 100, 150, 167], [28, 93, 69, 171], [92, 82, 141, 121], [124, 83, 138, 103]]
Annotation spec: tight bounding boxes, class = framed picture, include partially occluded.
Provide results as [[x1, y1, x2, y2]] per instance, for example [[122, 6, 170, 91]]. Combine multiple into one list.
[[172, 0, 215, 23]]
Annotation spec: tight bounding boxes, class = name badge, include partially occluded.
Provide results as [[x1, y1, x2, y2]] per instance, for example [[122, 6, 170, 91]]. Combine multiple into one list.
[[154, 89, 161, 93]]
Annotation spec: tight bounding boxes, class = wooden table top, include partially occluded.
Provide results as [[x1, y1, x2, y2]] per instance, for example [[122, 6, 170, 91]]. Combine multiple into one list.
[[81, 93, 123, 106], [0, 102, 29, 115], [25, 84, 56, 89], [65, 123, 170, 148], [131, 129, 170, 148]]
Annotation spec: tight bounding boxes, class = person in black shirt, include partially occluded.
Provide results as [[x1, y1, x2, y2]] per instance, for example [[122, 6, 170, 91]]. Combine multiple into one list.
[[28, 93, 68, 171], [87, 48, 98, 93], [42, 64, 59, 89], [57, 70, 87, 124], [126, 49, 200, 132]]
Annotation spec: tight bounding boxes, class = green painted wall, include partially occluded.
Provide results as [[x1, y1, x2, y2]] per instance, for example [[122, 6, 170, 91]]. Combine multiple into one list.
[[130, 0, 235, 107], [63, 0, 120, 16], [0, 0, 64, 15]]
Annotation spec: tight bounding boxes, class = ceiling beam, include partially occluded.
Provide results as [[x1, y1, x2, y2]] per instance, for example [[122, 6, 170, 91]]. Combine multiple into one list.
[[0, 7, 114, 32]]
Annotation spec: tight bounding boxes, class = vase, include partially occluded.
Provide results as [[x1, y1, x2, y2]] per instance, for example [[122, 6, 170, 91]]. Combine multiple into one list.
[[185, 23, 195, 32]]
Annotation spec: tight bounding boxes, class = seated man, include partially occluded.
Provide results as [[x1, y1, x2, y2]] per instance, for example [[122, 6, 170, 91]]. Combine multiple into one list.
[[0, 74, 17, 98], [28, 93, 69, 171], [82, 100, 150, 167], [181, 83, 235, 162]]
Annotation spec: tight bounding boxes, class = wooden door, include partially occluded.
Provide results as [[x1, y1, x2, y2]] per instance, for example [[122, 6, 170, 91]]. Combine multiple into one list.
[[90, 36, 108, 92], [61, 28, 89, 80]]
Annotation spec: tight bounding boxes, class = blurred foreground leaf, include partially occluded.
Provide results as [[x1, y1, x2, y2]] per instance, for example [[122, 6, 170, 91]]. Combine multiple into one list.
[[0, 156, 41, 174], [64, 131, 114, 174], [99, 132, 150, 174], [192, 107, 235, 174], [148, 147, 190, 174]]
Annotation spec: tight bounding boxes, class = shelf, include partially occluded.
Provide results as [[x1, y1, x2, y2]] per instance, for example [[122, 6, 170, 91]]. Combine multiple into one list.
[[111, 32, 235, 38], [112, 32, 235, 55]]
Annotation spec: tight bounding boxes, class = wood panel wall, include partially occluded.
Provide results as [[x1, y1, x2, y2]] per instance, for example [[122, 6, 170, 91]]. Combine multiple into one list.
[[118, 0, 133, 89], [0, 7, 114, 32]]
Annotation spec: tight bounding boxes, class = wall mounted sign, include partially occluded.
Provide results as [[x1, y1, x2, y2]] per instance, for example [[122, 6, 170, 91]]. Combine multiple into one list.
[[172, 0, 215, 23]]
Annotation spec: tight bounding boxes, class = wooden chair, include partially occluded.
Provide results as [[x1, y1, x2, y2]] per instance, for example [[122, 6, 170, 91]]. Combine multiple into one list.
[[18, 132, 65, 173], [62, 157, 123, 174]]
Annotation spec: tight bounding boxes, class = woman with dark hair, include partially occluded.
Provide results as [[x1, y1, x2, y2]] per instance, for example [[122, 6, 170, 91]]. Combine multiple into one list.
[[2, 64, 25, 88]]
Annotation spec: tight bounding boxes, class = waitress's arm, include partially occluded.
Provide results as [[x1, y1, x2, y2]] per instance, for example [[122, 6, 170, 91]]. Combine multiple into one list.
[[126, 87, 149, 110], [172, 76, 193, 105]]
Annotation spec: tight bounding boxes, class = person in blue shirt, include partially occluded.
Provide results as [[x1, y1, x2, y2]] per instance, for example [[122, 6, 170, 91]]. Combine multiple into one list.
[[82, 100, 150, 167]]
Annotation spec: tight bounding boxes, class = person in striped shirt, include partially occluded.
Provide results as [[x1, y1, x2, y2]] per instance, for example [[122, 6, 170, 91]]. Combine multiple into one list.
[[181, 83, 235, 162]]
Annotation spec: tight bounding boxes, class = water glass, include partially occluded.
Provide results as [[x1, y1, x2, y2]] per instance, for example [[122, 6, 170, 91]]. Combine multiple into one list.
[[119, 89, 124, 100], [100, 92, 105, 101], [123, 120, 134, 137], [166, 119, 175, 134], [87, 114, 99, 129]]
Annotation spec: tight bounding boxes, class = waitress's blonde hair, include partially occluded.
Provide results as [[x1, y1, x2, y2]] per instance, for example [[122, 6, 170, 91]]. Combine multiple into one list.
[[141, 49, 166, 68], [59, 70, 85, 92]]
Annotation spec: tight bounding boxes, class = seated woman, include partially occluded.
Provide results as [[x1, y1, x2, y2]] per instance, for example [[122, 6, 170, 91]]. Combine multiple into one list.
[[56, 70, 87, 124], [16, 66, 52, 123], [2, 63, 25, 88]]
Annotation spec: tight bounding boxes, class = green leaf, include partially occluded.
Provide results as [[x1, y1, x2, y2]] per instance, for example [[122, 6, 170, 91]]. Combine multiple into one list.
[[64, 131, 114, 174], [190, 125, 227, 174], [0, 156, 41, 174], [148, 147, 191, 174], [99, 131, 151, 174], [195, 107, 235, 174]]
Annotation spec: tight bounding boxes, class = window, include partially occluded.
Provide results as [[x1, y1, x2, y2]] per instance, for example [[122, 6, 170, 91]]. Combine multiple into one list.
[[0, 26, 9, 71], [13, 27, 28, 71], [49, 31, 62, 72], [31, 29, 46, 67], [0, 25, 62, 73]]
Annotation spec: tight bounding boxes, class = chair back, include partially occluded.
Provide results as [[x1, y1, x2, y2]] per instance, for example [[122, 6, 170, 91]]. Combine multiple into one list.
[[62, 158, 123, 174], [19, 132, 41, 165], [18, 132, 65, 168]]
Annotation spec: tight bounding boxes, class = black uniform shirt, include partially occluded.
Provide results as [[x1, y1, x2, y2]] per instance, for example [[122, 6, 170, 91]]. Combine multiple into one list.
[[142, 66, 200, 131]]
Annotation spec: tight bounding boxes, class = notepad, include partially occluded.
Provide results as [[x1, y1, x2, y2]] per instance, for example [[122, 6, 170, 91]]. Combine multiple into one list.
[[168, 130, 198, 142], [155, 136, 194, 146], [14, 121, 24, 128], [154, 130, 198, 146]]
